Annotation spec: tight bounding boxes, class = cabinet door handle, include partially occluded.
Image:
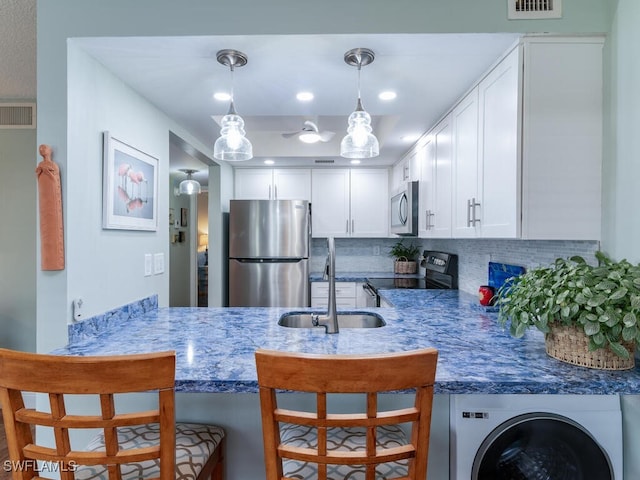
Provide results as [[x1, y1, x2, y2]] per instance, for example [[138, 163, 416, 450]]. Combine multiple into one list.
[[467, 199, 472, 227], [351, 219, 355, 234], [268, 185, 272, 200], [471, 197, 481, 226], [346, 220, 349, 234], [274, 184, 278, 199]]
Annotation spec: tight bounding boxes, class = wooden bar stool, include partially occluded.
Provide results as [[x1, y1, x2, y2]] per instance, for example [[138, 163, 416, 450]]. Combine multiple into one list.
[[0, 348, 224, 480], [255, 348, 438, 480]]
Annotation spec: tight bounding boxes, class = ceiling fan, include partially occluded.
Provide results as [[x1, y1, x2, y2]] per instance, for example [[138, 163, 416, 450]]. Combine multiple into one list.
[[282, 120, 336, 143]]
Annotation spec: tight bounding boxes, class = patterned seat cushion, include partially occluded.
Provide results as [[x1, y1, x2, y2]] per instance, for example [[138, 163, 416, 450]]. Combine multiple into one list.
[[279, 422, 409, 480], [74, 422, 224, 480]]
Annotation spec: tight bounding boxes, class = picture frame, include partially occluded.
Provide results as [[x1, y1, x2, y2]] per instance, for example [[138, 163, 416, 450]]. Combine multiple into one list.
[[180, 207, 188, 227], [102, 132, 158, 231]]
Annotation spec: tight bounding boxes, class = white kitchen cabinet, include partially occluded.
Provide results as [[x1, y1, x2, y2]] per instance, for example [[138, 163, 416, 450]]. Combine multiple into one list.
[[234, 168, 311, 200], [310, 281, 357, 308], [391, 150, 420, 192], [451, 87, 480, 238], [311, 169, 388, 238], [422, 36, 603, 240], [476, 46, 520, 238], [419, 115, 453, 238]]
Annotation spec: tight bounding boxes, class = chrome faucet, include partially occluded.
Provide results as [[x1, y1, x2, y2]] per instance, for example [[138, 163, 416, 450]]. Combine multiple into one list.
[[312, 237, 339, 333]]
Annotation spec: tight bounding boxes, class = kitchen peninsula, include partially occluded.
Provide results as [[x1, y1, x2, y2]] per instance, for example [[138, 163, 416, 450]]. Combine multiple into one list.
[[52, 288, 640, 480], [56, 289, 640, 394]]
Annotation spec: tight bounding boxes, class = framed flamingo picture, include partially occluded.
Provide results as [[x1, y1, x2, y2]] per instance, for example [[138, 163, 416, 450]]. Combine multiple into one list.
[[102, 132, 158, 231]]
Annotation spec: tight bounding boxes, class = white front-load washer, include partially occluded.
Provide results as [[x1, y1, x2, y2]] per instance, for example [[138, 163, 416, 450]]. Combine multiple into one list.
[[450, 394, 623, 479]]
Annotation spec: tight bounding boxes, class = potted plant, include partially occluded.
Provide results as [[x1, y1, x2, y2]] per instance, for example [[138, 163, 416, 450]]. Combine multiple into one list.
[[389, 240, 420, 274], [496, 251, 640, 370]]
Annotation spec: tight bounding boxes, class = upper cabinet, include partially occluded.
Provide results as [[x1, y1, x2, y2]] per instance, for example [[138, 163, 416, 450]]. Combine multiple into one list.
[[234, 168, 311, 201], [418, 35, 603, 241], [418, 115, 453, 238], [312, 168, 388, 238]]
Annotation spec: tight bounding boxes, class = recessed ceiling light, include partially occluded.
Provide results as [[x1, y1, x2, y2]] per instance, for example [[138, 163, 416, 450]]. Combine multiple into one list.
[[296, 91, 314, 102], [213, 92, 231, 101], [264, 159, 275, 165], [378, 91, 397, 101], [350, 159, 361, 165]]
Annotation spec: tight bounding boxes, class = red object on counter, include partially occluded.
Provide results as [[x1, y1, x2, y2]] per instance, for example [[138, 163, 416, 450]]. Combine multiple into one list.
[[478, 285, 495, 306]]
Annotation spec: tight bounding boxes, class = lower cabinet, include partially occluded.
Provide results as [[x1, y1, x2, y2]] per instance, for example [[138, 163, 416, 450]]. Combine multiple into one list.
[[311, 282, 371, 308]]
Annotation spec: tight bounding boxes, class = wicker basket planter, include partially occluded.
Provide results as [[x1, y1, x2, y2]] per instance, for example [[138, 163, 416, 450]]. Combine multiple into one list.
[[394, 257, 417, 274], [545, 324, 636, 370]]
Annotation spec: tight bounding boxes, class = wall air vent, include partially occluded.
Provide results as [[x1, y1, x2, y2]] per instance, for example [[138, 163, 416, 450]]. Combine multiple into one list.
[[314, 159, 335, 164], [0, 103, 36, 129], [508, 0, 562, 19]]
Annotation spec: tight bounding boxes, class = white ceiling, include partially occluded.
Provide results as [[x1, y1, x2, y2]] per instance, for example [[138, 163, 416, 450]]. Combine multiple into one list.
[[77, 33, 521, 183], [0, 1, 520, 185]]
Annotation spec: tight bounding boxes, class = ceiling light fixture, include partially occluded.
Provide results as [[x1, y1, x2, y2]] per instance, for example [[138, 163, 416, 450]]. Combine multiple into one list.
[[213, 49, 253, 161], [340, 48, 379, 159], [296, 91, 314, 101], [178, 169, 201, 195], [379, 91, 397, 101]]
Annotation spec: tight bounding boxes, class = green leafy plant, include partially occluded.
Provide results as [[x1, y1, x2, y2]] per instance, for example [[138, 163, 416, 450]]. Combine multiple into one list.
[[388, 240, 420, 261], [496, 252, 640, 359]]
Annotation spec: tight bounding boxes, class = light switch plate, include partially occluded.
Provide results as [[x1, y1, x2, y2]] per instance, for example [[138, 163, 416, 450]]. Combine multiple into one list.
[[144, 254, 153, 276], [154, 253, 165, 275]]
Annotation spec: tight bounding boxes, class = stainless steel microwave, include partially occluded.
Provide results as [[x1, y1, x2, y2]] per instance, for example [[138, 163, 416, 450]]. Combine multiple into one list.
[[390, 181, 418, 236]]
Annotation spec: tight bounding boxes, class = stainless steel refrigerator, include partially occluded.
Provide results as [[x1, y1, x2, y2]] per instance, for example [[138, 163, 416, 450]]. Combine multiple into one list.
[[228, 199, 310, 307]]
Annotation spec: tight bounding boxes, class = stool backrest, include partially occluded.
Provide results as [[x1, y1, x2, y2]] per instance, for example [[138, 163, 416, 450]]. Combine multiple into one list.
[[255, 348, 438, 480], [0, 348, 176, 480]]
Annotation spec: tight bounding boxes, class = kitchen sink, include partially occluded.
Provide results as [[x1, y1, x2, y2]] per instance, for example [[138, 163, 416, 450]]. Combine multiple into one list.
[[278, 312, 386, 329]]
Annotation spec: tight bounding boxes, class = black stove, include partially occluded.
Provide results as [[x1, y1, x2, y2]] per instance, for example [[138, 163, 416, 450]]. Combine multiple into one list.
[[366, 251, 458, 299]]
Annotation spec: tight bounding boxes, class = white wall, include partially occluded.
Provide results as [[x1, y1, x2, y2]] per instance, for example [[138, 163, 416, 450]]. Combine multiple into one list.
[[0, 128, 36, 352]]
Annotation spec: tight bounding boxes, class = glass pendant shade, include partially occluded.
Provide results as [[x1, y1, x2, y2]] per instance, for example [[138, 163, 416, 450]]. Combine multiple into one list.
[[340, 99, 379, 158], [213, 50, 253, 161], [340, 47, 380, 159], [213, 108, 253, 161], [178, 170, 201, 195]]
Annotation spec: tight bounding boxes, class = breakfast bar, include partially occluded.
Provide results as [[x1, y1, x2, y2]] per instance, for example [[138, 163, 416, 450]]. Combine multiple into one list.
[[54, 289, 640, 395], [50, 288, 640, 479]]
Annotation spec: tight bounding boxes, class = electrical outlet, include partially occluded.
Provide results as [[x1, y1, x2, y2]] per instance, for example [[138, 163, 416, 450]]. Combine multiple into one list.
[[144, 254, 153, 276], [154, 253, 165, 275], [72, 298, 84, 321], [373, 245, 381, 256]]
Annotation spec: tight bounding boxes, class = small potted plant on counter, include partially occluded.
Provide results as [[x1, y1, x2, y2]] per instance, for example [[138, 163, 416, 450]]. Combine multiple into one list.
[[495, 251, 640, 370], [389, 240, 420, 274]]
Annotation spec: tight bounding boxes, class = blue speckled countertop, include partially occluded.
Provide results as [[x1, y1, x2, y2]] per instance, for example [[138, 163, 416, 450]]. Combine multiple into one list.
[[53, 287, 640, 395]]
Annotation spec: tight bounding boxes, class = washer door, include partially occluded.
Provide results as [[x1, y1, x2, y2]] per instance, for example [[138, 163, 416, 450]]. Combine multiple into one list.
[[473, 412, 613, 480]]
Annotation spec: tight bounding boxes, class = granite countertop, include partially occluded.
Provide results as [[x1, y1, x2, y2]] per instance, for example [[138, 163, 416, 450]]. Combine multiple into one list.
[[53, 287, 640, 395]]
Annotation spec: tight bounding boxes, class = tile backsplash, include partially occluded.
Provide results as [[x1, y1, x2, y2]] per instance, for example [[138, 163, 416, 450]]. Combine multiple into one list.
[[311, 237, 600, 294]]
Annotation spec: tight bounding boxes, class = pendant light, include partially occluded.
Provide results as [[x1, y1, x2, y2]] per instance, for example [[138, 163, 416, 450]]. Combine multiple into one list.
[[178, 169, 201, 195], [213, 49, 253, 161], [340, 48, 379, 159]]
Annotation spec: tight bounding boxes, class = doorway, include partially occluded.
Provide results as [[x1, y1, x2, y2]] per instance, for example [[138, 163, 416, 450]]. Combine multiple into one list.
[[168, 132, 218, 307]]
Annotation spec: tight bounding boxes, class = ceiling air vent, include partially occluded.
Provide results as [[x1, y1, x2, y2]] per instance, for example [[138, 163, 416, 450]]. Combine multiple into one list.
[[314, 159, 335, 164], [508, 0, 562, 19], [0, 103, 36, 129]]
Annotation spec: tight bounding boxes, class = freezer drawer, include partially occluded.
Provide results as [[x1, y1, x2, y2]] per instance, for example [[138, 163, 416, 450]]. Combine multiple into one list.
[[228, 258, 309, 307]]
